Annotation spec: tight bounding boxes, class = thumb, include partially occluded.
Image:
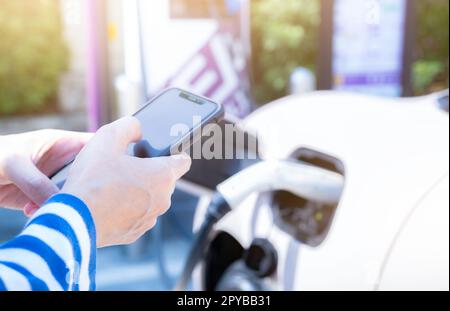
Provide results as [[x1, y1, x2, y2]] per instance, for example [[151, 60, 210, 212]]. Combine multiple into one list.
[[165, 153, 192, 180], [94, 116, 142, 153], [5, 157, 59, 207]]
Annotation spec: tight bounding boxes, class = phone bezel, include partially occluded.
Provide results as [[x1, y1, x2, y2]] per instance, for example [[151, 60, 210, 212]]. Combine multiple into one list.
[[133, 87, 224, 157]]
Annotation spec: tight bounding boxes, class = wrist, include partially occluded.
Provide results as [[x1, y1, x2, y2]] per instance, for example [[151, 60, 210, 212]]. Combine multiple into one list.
[[60, 185, 103, 246], [43, 193, 97, 247]]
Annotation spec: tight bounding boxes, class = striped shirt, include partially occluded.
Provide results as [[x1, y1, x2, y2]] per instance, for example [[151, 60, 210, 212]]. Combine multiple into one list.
[[0, 193, 96, 291]]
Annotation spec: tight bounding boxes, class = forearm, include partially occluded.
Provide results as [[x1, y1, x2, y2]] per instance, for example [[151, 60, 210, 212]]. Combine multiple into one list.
[[0, 194, 96, 291]]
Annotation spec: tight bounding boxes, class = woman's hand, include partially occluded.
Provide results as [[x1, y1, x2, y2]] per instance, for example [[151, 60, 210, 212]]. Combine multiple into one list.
[[62, 117, 192, 247], [0, 129, 92, 216]]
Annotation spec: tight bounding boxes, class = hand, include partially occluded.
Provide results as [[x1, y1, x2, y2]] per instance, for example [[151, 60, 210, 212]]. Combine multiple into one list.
[[62, 117, 192, 247], [0, 130, 92, 216]]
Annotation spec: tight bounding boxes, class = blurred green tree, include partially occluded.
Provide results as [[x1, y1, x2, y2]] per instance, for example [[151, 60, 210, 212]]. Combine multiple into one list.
[[250, 0, 320, 104], [0, 0, 68, 116], [412, 0, 449, 95]]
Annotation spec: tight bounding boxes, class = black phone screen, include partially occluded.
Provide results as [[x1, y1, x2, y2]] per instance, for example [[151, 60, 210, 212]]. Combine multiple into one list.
[[134, 88, 220, 157]]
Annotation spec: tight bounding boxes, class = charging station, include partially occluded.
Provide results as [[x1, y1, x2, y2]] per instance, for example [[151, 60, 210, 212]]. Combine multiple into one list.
[[318, 0, 415, 96], [120, 0, 253, 118]]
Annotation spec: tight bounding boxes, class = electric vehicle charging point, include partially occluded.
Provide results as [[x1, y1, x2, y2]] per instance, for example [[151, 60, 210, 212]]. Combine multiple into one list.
[[171, 107, 348, 291], [175, 159, 345, 290], [173, 90, 448, 291]]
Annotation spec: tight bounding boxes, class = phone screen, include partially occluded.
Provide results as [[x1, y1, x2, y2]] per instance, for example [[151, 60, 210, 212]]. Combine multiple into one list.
[[134, 88, 220, 157], [51, 89, 222, 188]]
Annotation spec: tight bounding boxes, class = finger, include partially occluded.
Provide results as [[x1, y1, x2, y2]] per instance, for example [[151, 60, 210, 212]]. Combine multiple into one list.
[[0, 184, 30, 209], [50, 130, 94, 145], [146, 196, 172, 218], [135, 216, 158, 238], [157, 197, 172, 216], [163, 153, 192, 180], [94, 116, 142, 153], [5, 157, 59, 206], [24, 201, 40, 217], [37, 133, 94, 177], [67, 131, 94, 144]]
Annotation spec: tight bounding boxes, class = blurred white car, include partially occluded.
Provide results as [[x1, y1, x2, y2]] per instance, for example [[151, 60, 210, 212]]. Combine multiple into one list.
[[191, 90, 449, 291]]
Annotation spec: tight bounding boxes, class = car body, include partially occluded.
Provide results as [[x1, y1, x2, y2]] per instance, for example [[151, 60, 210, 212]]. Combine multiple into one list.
[[193, 90, 449, 291]]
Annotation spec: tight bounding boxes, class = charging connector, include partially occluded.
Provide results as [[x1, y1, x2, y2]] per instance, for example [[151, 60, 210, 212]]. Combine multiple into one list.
[[174, 193, 231, 291]]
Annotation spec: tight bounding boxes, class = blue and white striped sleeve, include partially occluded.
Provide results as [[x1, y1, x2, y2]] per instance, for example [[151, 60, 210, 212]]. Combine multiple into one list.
[[0, 193, 96, 291]]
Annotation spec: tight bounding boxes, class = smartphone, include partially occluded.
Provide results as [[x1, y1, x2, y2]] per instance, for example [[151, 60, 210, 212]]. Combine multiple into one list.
[[51, 88, 224, 188]]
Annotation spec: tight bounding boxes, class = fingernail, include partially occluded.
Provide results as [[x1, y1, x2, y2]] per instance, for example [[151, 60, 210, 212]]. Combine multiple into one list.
[[24, 202, 40, 217]]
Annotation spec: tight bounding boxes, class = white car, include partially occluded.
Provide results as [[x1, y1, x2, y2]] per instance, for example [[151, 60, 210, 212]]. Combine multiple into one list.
[[189, 90, 449, 291]]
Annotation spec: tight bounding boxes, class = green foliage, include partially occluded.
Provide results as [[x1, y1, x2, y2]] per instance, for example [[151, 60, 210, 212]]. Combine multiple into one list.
[[0, 0, 68, 116], [251, 0, 320, 104], [412, 0, 449, 95], [412, 60, 445, 94]]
